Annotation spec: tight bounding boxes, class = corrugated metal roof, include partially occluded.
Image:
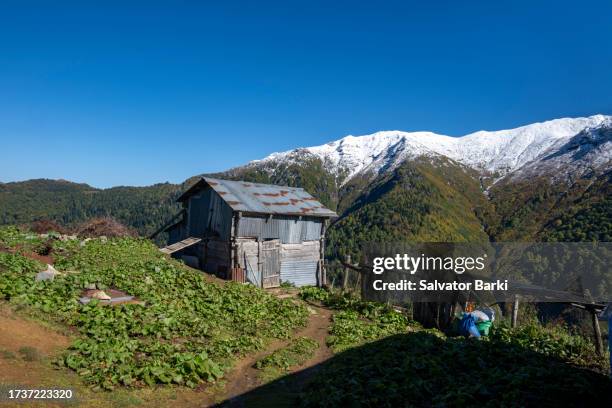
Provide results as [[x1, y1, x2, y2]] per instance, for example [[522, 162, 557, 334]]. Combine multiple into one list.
[[178, 177, 337, 218]]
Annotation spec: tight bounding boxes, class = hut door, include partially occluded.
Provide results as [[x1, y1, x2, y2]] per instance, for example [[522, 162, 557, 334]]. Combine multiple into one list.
[[261, 239, 281, 288]]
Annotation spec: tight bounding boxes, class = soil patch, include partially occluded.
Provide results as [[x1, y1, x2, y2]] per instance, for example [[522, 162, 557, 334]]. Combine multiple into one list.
[[0, 246, 54, 265], [0, 306, 71, 355]]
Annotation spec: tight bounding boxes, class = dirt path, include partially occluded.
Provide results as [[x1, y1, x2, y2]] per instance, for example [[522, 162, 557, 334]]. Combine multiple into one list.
[[0, 306, 73, 407], [207, 301, 333, 407], [0, 305, 70, 357], [0, 295, 333, 408]]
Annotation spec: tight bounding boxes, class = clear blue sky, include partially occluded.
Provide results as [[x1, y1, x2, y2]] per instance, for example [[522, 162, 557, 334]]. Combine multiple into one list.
[[1, 1, 611, 188]]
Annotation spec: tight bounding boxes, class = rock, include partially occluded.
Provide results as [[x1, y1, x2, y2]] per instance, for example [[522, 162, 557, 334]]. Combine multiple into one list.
[[84, 283, 97, 290], [58, 234, 78, 241], [35, 264, 63, 282], [80, 238, 92, 247], [90, 290, 111, 301], [307, 306, 318, 315]]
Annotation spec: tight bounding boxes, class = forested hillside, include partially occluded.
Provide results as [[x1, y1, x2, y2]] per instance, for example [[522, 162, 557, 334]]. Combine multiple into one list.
[[1, 154, 610, 250], [326, 157, 491, 258], [485, 170, 612, 242], [0, 179, 182, 237]]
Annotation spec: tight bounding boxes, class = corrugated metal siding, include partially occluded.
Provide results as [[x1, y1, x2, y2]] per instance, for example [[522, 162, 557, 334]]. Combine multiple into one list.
[[280, 241, 320, 287], [238, 215, 322, 244], [280, 261, 318, 287], [180, 177, 337, 218], [187, 188, 232, 240], [235, 238, 321, 287]]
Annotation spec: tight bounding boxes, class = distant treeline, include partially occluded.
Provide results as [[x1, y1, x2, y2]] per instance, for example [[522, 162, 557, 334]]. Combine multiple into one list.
[[0, 179, 182, 238]]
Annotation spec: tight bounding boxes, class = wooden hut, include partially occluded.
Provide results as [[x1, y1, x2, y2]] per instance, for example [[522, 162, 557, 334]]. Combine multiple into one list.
[[165, 177, 337, 288]]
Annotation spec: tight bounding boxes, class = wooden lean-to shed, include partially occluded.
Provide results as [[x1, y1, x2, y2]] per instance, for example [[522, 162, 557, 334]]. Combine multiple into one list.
[[165, 177, 337, 288]]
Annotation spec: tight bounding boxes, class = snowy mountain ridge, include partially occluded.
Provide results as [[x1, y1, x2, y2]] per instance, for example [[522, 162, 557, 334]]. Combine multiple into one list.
[[250, 114, 612, 184]]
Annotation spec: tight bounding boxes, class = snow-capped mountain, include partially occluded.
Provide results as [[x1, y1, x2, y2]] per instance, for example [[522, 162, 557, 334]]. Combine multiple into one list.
[[249, 114, 612, 185], [505, 121, 612, 183]]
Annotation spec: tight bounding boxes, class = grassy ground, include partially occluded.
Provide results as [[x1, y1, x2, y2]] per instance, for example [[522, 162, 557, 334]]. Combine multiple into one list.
[[1, 226, 610, 407], [0, 226, 308, 395]]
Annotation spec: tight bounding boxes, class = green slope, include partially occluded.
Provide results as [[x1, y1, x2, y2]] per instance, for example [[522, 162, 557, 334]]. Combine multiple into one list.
[[327, 157, 491, 259], [0, 179, 182, 236], [1, 156, 609, 248], [485, 170, 611, 242]]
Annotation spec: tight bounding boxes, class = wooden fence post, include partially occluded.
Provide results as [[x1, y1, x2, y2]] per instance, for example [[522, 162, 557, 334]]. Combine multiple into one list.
[[608, 313, 611, 379], [511, 295, 520, 328], [590, 307, 603, 357], [342, 254, 351, 292]]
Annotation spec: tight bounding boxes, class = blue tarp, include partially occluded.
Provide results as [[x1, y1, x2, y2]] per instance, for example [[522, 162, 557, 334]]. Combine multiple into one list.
[[459, 313, 481, 338]]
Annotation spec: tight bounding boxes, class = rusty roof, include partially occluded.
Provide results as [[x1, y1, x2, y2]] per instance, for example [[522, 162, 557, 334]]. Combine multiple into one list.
[[178, 177, 337, 218]]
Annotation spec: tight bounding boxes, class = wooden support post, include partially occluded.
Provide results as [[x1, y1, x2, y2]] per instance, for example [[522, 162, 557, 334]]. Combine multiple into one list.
[[511, 295, 520, 328], [319, 219, 328, 287], [590, 307, 603, 357], [342, 254, 351, 292], [608, 314, 612, 379]]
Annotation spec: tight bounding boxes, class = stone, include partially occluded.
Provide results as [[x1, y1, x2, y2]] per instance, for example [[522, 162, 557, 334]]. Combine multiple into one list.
[[35, 264, 63, 282], [90, 290, 111, 301]]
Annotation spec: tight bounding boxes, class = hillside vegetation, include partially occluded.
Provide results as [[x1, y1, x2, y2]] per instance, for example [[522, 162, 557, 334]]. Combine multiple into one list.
[[298, 287, 611, 408], [0, 227, 307, 390], [0, 228, 610, 407], [327, 158, 491, 259], [1, 157, 610, 250], [0, 179, 182, 237], [486, 170, 612, 241]]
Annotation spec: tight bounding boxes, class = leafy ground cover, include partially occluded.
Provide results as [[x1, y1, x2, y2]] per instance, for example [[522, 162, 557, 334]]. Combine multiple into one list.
[[254, 337, 319, 381], [300, 287, 429, 352], [0, 226, 308, 391], [300, 332, 612, 407], [490, 322, 605, 371], [299, 286, 611, 407]]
